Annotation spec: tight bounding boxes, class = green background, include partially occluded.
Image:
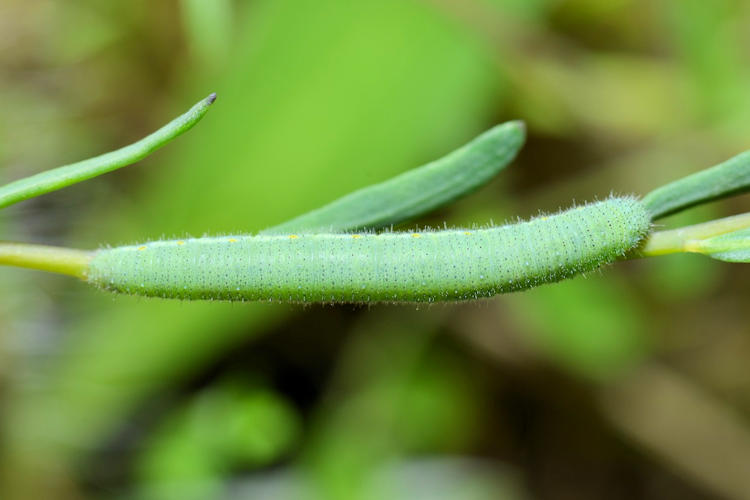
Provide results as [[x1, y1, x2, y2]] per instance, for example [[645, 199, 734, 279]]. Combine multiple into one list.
[[2, 1, 750, 499]]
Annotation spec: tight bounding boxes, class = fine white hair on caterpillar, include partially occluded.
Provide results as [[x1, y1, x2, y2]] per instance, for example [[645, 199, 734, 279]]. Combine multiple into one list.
[[86, 197, 651, 303]]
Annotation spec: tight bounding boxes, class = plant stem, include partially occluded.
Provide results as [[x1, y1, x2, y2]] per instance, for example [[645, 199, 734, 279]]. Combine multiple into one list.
[[638, 212, 750, 257], [3, 212, 750, 282], [0, 243, 92, 279]]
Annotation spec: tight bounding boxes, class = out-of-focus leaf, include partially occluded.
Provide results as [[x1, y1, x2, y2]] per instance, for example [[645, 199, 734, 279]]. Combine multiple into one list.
[[511, 53, 691, 136], [301, 312, 494, 500], [45, 3, 123, 63], [663, 0, 750, 126], [506, 275, 648, 381], [180, 0, 233, 71], [366, 458, 528, 500], [223, 458, 528, 500], [138, 383, 299, 500], [601, 365, 750, 500]]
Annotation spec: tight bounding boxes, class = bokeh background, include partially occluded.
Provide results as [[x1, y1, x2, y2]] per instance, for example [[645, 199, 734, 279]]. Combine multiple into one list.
[[2, 1, 750, 499]]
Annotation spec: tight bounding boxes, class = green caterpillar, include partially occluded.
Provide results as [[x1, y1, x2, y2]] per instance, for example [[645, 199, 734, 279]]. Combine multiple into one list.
[[4, 94, 750, 304], [87, 197, 651, 303]]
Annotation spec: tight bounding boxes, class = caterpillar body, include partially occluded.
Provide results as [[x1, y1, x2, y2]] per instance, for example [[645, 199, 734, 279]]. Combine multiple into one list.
[[86, 197, 651, 303]]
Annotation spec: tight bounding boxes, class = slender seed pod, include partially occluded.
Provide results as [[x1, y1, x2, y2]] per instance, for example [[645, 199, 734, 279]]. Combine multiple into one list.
[[86, 197, 651, 303]]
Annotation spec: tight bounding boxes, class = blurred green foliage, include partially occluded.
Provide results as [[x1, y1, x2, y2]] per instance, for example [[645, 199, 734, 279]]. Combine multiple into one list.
[[2, 1, 750, 499], [138, 381, 300, 500]]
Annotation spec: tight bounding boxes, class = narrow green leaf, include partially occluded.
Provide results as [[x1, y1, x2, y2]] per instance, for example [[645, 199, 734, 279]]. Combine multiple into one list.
[[0, 93, 217, 210], [693, 227, 750, 262], [639, 212, 750, 257], [262, 121, 526, 234], [641, 149, 750, 219]]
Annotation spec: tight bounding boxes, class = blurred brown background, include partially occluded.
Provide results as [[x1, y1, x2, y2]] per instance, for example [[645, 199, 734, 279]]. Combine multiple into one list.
[[2, 1, 750, 499]]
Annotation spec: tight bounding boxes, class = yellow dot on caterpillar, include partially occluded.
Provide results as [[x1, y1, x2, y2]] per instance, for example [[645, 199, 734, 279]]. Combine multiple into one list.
[[289, 235, 298, 239], [351, 235, 361, 239], [137, 246, 147, 251], [177, 241, 185, 245], [464, 232, 471, 235], [228, 238, 238, 243], [411, 234, 421, 238]]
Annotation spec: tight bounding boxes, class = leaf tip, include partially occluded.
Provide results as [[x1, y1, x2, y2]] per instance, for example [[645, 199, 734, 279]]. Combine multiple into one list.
[[504, 120, 526, 142], [515, 120, 526, 138]]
